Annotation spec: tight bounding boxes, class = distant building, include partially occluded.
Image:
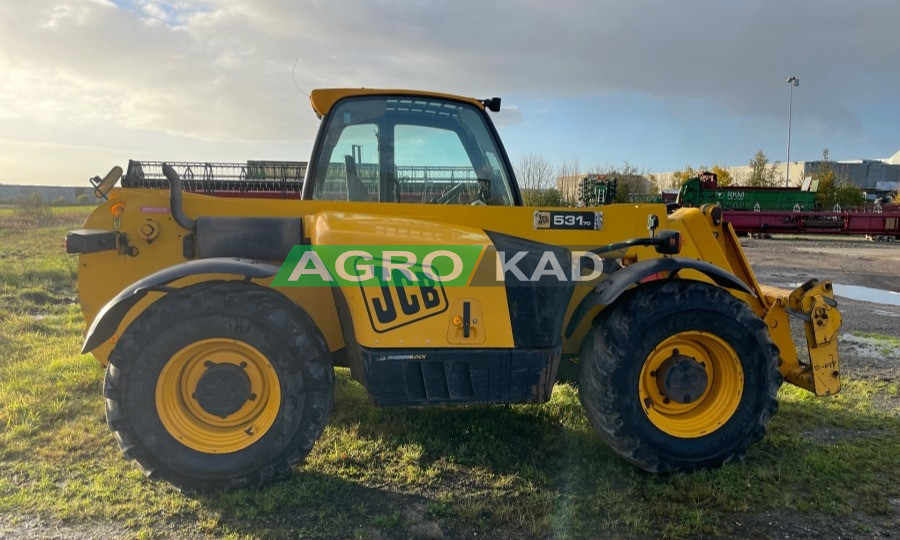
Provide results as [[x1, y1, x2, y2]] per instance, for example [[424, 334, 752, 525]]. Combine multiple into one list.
[[0, 184, 94, 204], [556, 175, 583, 204], [655, 149, 900, 197]]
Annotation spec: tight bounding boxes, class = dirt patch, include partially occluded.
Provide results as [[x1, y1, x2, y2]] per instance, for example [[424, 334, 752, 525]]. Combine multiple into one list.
[[402, 503, 445, 538], [744, 236, 900, 390], [840, 333, 900, 382], [0, 517, 130, 540], [743, 236, 900, 297], [724, 508, 899, 539]]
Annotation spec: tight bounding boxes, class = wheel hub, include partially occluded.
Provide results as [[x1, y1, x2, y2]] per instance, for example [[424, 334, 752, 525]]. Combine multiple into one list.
[[656, 350, 708, 404], [193, 361, 252, 417]]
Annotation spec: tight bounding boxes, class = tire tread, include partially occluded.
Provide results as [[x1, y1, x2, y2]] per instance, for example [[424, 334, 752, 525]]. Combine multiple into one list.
[[103, 281, 334, 492]]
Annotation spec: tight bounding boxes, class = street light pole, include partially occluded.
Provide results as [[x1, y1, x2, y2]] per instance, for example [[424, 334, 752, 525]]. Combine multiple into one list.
[[785, 76, 799, 187]]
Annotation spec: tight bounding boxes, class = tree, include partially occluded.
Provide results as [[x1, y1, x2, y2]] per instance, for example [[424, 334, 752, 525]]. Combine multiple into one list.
[[667, 164, 732, 189], [616, 161, 657, 203], [668, 166, 698, 189], [812, 148, 865, 209], [813, 148, 837, 209], [526, 188, 566, 207], [835, 184, 865, 208], [515, 152, 556, 206], [747, 151, 780, 187], [588, 161, 658, 203], [711, 164, 734, 187], [556, 158, 582, 206]]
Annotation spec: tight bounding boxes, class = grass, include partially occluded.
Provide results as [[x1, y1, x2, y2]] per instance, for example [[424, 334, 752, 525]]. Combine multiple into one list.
[[0, 207, 898, 538]]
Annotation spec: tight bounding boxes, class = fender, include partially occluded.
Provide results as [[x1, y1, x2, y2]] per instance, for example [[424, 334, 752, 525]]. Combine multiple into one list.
[[564, 257, 755, 339], [81, 258, 280, 353]]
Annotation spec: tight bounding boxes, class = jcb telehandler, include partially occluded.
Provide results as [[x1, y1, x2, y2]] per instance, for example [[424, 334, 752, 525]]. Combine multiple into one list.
[[67, 88, 842, 491]]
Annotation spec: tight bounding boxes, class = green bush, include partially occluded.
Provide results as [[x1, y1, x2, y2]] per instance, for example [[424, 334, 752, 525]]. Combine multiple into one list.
[[522, 188, 565, 207], [835, 184, 866, 208], [15, 193, 52, 221]]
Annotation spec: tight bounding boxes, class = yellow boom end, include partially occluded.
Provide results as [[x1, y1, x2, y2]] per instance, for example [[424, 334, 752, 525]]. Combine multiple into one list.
[[762, 280, 842, 396]]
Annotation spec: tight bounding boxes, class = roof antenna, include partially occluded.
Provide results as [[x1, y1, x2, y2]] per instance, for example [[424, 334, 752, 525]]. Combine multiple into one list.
[[292, 58, 309, 97]]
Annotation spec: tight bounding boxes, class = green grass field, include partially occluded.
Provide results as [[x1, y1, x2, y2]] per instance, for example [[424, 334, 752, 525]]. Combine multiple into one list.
[[0, 206, 898, 538]]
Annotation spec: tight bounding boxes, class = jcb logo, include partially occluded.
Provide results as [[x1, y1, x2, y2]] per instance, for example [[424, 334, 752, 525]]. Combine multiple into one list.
[[361, 271, 448, 332]]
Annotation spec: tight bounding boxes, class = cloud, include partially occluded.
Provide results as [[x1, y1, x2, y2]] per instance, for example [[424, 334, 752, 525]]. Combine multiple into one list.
[[0, 0, 897, 182], [491, 105, 523, 128]]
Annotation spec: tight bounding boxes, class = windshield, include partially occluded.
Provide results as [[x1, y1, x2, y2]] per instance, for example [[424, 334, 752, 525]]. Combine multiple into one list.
[[306, 96, 516, 206]]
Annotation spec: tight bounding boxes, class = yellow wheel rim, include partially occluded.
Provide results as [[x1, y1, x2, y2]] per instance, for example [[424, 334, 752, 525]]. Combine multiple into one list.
[[155, 338, 281, 453], [638, 331, 743, 438]]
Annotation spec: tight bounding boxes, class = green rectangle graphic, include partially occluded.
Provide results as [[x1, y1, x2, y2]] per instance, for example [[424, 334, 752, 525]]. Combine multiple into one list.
[[272, 245, 485, 287]]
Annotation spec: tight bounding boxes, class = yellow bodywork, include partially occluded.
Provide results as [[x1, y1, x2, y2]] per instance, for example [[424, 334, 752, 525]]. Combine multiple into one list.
[[308, 88, 486, 117], [75, 188, 840, 395], [761, 281, 842, 395]]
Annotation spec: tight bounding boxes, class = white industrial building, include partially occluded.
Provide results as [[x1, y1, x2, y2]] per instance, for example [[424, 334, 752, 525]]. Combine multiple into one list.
[[656, 149, 900, 196]]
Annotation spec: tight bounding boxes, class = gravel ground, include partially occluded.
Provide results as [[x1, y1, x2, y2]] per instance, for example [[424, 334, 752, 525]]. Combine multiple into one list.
[[742, 235, 900, 384]]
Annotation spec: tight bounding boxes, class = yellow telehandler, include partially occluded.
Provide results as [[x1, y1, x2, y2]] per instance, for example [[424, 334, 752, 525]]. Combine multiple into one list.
[[67, 88, 841, 491]]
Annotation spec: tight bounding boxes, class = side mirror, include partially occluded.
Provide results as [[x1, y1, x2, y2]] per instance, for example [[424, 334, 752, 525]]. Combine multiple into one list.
[[90, 166, 123, 200], [480, 97, 501, 112]]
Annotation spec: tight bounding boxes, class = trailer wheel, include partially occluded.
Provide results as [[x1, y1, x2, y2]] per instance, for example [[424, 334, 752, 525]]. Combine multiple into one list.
[[578, 279, 781, 472], [103, 281, 334, 491]]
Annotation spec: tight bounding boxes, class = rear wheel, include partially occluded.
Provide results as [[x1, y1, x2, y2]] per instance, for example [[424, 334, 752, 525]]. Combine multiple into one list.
[[104, 281, 334, 491], [579, 279, 781, 472]]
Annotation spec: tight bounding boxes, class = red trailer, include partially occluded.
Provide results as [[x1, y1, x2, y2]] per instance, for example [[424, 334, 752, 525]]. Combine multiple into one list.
[[724, 206, 900, 238]]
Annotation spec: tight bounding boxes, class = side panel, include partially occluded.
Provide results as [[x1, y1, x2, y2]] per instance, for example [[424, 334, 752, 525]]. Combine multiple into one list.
[[305, 211, 516, 349], [76, 193, 345, 365]]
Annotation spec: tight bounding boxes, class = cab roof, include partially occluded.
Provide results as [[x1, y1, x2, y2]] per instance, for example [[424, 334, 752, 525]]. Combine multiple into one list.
[[309, 88, 486, 118]]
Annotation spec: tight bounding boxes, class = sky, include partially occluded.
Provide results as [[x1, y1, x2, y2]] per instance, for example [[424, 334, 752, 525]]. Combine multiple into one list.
[[1, 0, 898, 186]]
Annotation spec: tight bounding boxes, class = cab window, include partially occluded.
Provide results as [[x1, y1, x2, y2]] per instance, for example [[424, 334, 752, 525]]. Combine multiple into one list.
[[309, 96, 515, 205]]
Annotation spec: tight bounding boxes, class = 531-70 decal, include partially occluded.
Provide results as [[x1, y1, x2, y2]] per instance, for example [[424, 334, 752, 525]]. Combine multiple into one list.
[[534, 210, 603, 230]]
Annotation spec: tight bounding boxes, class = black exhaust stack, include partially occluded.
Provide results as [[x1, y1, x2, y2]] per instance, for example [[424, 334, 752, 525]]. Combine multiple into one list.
[[162, 163, 196, 231], [161, 162, 303, 261]]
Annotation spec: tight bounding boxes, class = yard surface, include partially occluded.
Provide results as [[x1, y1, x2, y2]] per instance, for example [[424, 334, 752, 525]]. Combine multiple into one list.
[[0, 207, 897, 539]]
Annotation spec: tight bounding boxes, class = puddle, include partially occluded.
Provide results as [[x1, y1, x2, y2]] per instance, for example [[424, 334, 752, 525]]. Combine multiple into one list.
[[841, 333, 899, 360], [832, 284, 900, 306], [785, 283, 900, 306]]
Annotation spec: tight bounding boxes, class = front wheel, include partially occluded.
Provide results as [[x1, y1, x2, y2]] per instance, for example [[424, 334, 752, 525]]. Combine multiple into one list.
[[579, 279, 781, 472], [103, 281, 334, 491]]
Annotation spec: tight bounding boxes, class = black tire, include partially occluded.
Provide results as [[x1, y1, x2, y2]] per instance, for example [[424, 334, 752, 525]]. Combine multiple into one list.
[[578, 279, 781, 473], [103, 281, 334, 491]]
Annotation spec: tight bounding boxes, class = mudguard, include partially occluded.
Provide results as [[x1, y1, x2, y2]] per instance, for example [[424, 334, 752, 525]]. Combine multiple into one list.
[[564, 257, 755, 338], [81, 258, 280, 353]]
